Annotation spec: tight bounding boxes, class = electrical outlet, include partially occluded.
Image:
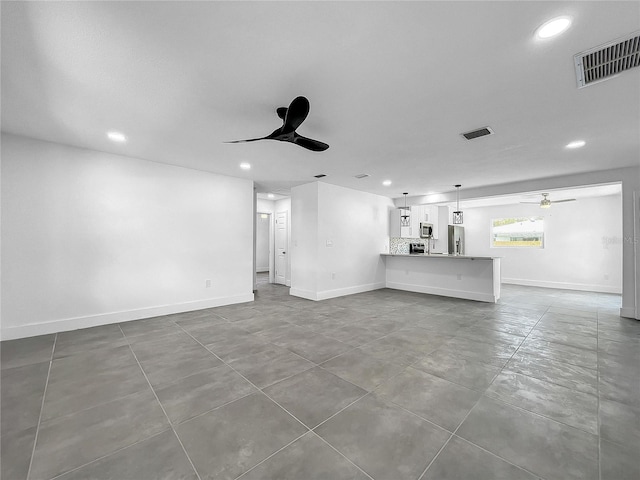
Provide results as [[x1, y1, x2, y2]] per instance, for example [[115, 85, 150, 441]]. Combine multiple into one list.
[[456, 274, 462, 280], [331, 272, 336, 280], [326, 239, 333, 247], [205, 279, 212, 288]]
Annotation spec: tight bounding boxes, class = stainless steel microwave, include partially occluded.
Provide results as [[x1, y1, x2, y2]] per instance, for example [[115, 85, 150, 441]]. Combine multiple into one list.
[[420, 223, 433, 238]]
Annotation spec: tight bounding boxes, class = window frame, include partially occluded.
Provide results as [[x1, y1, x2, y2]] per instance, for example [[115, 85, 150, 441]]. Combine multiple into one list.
[[490, 216, 545, 249]]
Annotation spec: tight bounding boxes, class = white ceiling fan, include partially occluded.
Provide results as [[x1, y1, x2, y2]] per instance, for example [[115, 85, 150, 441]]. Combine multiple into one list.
[[520, 193, 576, 209]]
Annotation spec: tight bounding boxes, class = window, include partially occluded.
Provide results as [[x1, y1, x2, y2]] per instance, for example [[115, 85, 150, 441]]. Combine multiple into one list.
[[491, 217, 544, 248]]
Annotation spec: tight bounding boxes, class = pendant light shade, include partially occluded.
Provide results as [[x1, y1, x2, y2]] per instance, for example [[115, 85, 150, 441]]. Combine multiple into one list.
[[400, 192, 411, 227], [453, 185, 463, 224]]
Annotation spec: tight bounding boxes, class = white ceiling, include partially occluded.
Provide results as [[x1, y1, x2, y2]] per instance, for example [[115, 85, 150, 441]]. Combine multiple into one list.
[[2, 1, 639, 201]]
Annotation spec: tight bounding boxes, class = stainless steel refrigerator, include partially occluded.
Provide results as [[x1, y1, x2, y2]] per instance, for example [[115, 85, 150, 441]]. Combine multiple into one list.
[[448, 225, 464, 255]]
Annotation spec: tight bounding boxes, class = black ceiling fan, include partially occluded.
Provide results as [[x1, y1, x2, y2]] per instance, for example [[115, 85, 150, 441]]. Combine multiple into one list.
[[226, 96, 329, 152]]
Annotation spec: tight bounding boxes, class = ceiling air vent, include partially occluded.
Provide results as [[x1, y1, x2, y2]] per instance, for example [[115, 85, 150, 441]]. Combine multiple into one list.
[[354, 173, 370, 179], [461, 127, 493, 140], [314, 174, 326, 178], [574, 31, 640, 88]]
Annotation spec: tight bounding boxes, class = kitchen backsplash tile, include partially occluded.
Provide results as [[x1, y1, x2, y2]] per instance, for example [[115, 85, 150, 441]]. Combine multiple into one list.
[[390, 237, 414, 254]]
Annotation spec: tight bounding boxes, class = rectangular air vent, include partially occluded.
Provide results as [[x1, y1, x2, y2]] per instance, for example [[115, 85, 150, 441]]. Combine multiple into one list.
[[461, 127, 493, 140], [354, 173, 370, 179], [314, 174, 326, 178], [574, 31, 640, 88]]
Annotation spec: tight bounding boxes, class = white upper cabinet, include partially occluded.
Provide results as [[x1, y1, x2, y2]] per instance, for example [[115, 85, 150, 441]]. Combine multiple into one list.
[[390, 204, 449, 239]]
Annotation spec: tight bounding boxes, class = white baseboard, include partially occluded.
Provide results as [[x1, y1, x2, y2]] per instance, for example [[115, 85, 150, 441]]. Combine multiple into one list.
[[289, 288, 318, 301], [0, 293, 255, 341], [620, 307, 639, 320], [290, 282, 385, 301], [502, 277, 622, 294], [315, 282, 385, 301], [385, 281, 497, 303]]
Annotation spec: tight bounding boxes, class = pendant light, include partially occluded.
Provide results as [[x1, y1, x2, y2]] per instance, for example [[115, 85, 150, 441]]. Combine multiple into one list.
[[453, 185, 463, 224], [400, 192, 411, 227]]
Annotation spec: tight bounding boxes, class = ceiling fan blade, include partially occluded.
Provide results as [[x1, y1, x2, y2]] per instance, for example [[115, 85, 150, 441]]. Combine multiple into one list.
[[292, 133, 329, 151], [283, 96, 310, 132], [520, 201, 540, 204], [553, 199, 577, 203], [224, 137, 267, 143], [276, 107, 287, 120]]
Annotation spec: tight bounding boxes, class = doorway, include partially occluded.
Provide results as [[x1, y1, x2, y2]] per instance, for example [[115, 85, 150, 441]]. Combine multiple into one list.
[[275, 210, 288, 285], [256, 212, 274, 284]]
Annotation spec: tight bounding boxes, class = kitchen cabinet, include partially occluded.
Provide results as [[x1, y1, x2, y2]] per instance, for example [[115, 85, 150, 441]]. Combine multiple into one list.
[[414, 205, 439, 239], [390, 205, 447, 239]]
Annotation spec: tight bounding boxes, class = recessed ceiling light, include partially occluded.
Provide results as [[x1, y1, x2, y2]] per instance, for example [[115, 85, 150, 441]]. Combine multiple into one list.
[[267, 193, 275, 199], [240, 162, 251, 170], [107, 131, 127, 143], [382, 180, 392, 186], [536, 16, 572, 39], [565, 140, 586, 149]]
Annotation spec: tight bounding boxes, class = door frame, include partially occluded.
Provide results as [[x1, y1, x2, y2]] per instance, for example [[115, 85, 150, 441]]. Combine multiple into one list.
[[275, 209, 289, 286]]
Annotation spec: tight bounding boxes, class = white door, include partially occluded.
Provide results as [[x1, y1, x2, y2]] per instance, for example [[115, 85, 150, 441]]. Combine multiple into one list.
[[275, 211, 288, 285]]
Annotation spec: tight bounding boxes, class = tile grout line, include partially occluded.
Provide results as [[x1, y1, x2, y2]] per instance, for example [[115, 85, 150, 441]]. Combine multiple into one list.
[[416, 433, 454, 480], [454, 434, 548, 480], [415, 371, 491, 480], [25, 333, 57, 480], [230, 431, 308, 480], [118, 325, 203, 480], [478, 390, 599, 436], [310, 431, 376, 480], [46, 429, 175, 480], [310, 391, 372, 432]]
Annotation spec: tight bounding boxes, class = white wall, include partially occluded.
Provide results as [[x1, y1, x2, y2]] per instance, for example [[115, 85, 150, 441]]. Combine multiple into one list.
[[290, 184, 318, 297], [463, 194, 623, 293], [257, 198, 275, 215], [1, 134, 255, 339], [291, 182, 393, 300]]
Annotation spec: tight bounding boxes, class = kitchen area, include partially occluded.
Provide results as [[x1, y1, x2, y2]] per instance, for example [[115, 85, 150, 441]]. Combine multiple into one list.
[[289, 181, 623, 309], [382, 200, 501, 303]]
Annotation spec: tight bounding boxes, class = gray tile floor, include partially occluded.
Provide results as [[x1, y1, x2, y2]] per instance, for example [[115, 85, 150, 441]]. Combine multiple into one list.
[[2, 275, 639, 480]]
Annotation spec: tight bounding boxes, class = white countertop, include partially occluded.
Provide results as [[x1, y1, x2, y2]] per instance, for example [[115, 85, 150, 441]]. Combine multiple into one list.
[[381, 253, 499, 261]]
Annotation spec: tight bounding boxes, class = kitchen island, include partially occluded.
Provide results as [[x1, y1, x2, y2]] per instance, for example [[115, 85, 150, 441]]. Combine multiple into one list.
[[381, 253, 501, 303]]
